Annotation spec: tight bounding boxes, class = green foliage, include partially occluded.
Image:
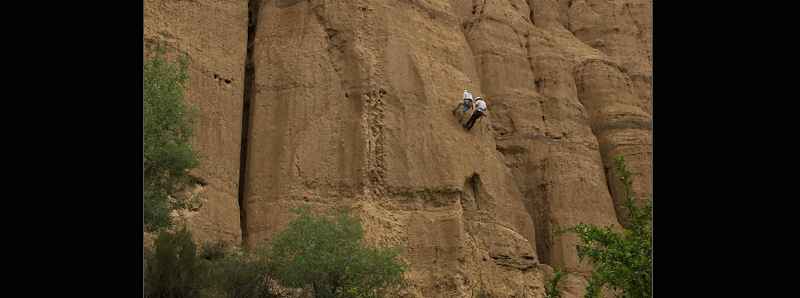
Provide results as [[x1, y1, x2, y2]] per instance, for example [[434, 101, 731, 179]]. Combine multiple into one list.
[[566, 156, 652, 298], [544, 270, 565, 298], [142, 205, 408, 298], [203, 247, 281, 298], [143, 47, 199, 232], [145, 229, 281, 298], [268, 207, 407, 298], [200, 240, 229, 261], [145, 227, 206, 298]]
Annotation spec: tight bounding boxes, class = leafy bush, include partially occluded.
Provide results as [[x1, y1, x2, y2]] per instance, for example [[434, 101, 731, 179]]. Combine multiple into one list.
[[145, 227, 206, 298], [567, 156, 652, 298], [544, 270, 565, 298], [200, 240, 229, 261], [268, 207, 406, 298], [204, 247, 281, 298], [145, 230, 281, 298], [143, 48, 199, 232]]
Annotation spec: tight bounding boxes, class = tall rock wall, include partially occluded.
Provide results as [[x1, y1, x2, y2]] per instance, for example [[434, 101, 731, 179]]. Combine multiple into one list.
[[143, 0, 652, 297], [244, 1, 541, 296]]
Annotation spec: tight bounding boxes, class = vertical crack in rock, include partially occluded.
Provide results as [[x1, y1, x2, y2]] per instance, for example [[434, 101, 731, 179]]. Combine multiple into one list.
[[238, 0, 261, 248], [365, 89, 388, 194], [469, 173, 481, 210], [524, 35, 539, 94]]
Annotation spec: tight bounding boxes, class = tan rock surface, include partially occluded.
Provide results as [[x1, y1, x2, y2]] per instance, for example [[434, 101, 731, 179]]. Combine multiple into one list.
[[144, 0, 651, 296], [243, 1, 541, 296]]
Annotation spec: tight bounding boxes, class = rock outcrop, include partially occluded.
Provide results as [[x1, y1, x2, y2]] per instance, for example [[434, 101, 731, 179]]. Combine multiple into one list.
[[143, 0, 652, 297]]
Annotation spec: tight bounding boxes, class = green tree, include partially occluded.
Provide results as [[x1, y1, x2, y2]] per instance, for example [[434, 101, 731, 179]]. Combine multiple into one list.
[[145, 227, 206, 298], [203, 247, 281, 298], [143, 49, 199, 232], [566, 156, 652, 298], [268, 207, 407, 298]]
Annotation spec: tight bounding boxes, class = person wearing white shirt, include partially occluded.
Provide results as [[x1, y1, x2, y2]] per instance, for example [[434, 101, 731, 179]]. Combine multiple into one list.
[[464, 96, 487, 130], [462, 89, 474, 113]]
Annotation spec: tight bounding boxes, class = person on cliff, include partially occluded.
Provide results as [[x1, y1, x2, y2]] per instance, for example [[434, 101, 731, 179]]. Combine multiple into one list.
[[462, 89, 474, 112], [463, 96, 487, 131], [453, 88, 474, 115]]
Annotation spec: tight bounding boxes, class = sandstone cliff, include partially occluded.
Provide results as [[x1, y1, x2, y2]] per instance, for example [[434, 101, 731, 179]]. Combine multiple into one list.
[[144, 0, 651, 297]]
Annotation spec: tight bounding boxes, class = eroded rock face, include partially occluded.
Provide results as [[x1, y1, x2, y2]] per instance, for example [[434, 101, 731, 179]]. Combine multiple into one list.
[[144, 0, 651, 296], [244, 1, 541, 296], [143, 0, 248, 245]]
